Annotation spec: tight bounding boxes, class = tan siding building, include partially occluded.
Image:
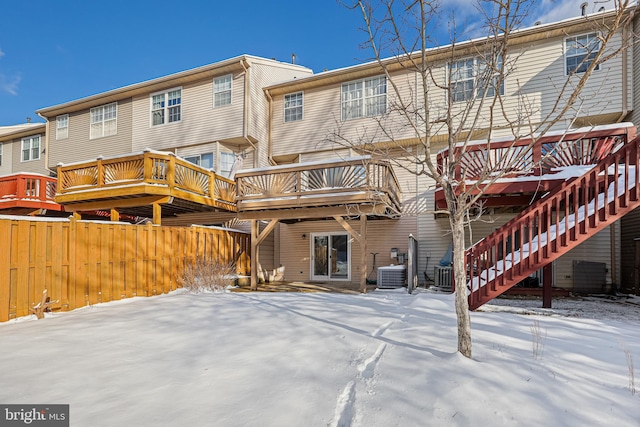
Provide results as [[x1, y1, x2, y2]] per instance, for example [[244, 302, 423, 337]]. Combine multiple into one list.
[[0, 124, 48, 175], [37, 55, 313, 176]]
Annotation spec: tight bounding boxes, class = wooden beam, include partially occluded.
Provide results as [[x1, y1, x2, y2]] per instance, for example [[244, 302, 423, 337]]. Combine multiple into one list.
[[238, 205, 383, 221], [542, 263, 553, 308], [152, 203, 162, 225], [255, 219, 279, 247], [110, 209, 120, 222], [251, 220, 259, 291], [56, 183, 167, 202], [332, 216, 363, 245], [247, 219, 280, 291], [360, 215, 367, 293], [61, 195, 171, 212]]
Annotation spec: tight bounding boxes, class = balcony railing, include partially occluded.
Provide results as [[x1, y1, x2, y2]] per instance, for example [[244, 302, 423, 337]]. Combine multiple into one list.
[[436, 124, 635, 181], [466, 132, 640, 309], [235, 157, 402, 217], [56, 150, 236, 211], [0, 173, 61, 211]]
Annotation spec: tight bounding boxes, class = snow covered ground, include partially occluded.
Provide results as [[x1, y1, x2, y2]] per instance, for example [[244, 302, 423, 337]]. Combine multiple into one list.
[[1, 288, 639, 426]]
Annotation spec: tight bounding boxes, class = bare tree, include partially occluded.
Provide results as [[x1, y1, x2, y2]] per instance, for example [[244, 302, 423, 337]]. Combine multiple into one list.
[[335, 0, 635, 357]]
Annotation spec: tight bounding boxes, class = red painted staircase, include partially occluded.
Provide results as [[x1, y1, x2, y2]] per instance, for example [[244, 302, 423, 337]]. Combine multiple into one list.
[[465, 133, 640, 310]]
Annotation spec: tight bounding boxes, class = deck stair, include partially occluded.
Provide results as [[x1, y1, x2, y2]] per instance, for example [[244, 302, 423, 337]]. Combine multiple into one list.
[[465, 133, 640, 309]]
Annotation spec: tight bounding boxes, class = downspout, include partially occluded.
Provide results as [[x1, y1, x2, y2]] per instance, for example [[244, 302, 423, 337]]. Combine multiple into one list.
[[611, 8, 634, 289], [240, 58, 258, 167], [264, 88, 276, 166], [37, 112, 55, 176], [617, 7, 632, 123]]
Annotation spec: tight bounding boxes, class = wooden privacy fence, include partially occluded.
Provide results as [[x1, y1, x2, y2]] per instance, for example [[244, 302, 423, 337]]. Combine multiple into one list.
[[0, 217, 250, 322]]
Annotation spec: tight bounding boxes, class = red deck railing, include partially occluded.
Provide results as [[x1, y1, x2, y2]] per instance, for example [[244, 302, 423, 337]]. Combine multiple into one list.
[[435, 124, 636, 208], [465, 133, 640, 309], [0, 173, 62, 212]]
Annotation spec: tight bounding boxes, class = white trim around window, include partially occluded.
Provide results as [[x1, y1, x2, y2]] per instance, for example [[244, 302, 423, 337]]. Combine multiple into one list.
[[21, 135, 41, 162], [56, 114, 69, 140], [341, 75, 387, 121], [449, 56, 504, 102], [565, 32, 600, 75], [150, 87, 182, 126], [90, 103, 117, 139], [214, 75, 232, 107], [284, 92, 303, 122]]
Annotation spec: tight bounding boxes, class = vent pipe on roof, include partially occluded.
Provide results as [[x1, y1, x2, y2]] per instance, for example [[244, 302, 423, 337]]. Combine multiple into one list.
[[292, 53, 296, 64], [581, 2, 588, 16]]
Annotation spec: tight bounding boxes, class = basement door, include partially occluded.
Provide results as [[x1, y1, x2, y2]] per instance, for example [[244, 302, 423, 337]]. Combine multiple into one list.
[[311, 233, 350, 281]]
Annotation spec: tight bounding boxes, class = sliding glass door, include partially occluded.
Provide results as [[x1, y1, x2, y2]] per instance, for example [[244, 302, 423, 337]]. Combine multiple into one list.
[[311, 233, 350, 280]]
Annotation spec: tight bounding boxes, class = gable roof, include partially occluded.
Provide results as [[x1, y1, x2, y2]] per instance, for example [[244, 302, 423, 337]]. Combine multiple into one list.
[[0, 123, 46, 142], [264, 7, 634, 95], [36, 55, 312, 118]]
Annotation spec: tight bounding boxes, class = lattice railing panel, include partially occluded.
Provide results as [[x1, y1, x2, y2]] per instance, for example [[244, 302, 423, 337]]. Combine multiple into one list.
[[459, 146, 532, 179], [104, 159, 144, 183], [61, 166, 98, 189], [175, 164, 209, 195], [241, 172, 298, 197]]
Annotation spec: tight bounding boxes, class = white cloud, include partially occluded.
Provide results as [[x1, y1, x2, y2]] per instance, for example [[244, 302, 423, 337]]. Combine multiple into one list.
[[533, 0, 617, 26], [0, 74, 21, 95], [0, 48, 4, 58]]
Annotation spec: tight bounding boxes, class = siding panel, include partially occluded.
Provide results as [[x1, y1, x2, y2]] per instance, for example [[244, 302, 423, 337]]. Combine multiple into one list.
[[49, 99, 133, 166]]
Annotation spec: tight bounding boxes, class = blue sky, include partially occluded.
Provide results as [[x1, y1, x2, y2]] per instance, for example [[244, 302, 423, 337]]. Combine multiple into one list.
[[0, 0, 600, 126]]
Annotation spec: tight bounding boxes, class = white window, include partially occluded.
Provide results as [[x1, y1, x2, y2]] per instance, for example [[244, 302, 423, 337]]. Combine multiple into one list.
[[21, 135, 40, 162], [185, 152, 214, 170], [151, 88, 182, 126], [477, 55, 504, 98], [450, 59, 475, 102], [284, 92, 303, 122], [566, 33, 600, 74], [219, 151, 235, 178], [90, 103, 117, 139], [341, 76, 387, 121], [214, 75, 232, 107], [56, 114, 69, 140], [450, 56, 504, 102]]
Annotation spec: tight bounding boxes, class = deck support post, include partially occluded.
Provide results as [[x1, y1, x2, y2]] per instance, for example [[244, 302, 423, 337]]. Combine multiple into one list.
[[110, 209, 120, 222], [152, 203, 161, 225], [250, 219, 280, 291], [542, 262, 553, 308], [251, 220, 259, 291], [72, 212, 81, 221], [360, 214, 368, 293]]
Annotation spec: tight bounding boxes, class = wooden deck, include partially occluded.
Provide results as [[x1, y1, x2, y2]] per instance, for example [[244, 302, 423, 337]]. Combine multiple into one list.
[[0, 173, 63, 215], [235, 156, 402, 221], [55, 150, 236, 223], [435, 124, 636, 209]]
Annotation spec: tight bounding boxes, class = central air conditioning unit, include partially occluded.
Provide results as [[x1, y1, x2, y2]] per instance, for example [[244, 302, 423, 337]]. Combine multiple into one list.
[[434, 266, 453, 290], [377, 265, 406, 289]]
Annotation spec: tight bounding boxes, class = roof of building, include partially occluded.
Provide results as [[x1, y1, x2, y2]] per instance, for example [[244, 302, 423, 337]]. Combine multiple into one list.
[[36, 55, 312, 117], [263, 6, 634, 95]]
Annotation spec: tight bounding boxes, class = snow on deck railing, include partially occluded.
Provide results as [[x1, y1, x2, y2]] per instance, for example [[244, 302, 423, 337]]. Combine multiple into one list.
[[437, 123, 635, 181], [56, 151, 236, 205], [465, 135, 640, 308]]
